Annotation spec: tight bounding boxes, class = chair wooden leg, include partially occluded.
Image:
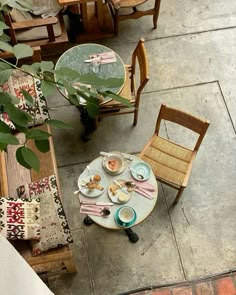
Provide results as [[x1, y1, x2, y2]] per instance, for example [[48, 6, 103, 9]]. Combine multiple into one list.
[[153, 0, 161, 29], [114, 12, 119, 35], [133, 109, 138, 126], [173, 186, 185, 205]]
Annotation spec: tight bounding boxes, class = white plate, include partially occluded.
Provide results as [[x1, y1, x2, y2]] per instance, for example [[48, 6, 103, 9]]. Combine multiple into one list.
[[77, 169, 107, 198], [107, 180, 132, 204]]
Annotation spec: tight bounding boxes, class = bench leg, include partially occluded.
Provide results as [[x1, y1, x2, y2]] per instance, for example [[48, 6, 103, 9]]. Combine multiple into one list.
[[63, 258, 77, 273]]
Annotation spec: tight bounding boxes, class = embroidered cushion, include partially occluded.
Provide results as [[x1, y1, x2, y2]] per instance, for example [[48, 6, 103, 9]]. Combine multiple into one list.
[[0, 70, 50, 128], [0, 197, 40, 240], [17, 174, 73, 256]]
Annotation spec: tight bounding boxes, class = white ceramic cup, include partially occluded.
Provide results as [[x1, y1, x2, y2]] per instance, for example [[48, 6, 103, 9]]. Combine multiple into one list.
[[118, 206, 135, 226]]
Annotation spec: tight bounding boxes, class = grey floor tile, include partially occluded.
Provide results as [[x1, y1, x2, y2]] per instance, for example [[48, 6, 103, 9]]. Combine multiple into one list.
[[48, 228, 94, 295], [84, 190, 184, 295]]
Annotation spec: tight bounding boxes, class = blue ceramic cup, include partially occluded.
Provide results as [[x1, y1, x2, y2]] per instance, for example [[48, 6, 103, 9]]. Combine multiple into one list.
[[117, 206, 136, 227]]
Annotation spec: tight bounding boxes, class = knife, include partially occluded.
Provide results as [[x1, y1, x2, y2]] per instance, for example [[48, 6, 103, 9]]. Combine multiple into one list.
[[80, 201, 114, 206]]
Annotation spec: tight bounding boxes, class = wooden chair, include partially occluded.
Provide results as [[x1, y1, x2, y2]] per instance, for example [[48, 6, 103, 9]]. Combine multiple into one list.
[[3, 8, 68, 49], [98, 38, 149, 126], [139, 104, 210, 205], [107, 0, 161, 35]]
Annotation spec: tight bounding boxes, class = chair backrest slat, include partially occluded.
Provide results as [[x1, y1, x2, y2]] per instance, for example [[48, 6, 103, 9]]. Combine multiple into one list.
[[155, 104, 210, 151]]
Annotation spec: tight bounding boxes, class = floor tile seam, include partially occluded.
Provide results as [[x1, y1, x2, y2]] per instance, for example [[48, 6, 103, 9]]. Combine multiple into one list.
[[57, 152, 142, 168], [161, 183, 187, 281], [142, 80, 219, 96], [216, 81, 236, 135], [82, 226, 97, 295], [70, 227, 96, 294]]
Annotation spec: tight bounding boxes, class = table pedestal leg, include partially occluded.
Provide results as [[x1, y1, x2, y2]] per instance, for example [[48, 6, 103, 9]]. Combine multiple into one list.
[[84, 215, 94, 225], [78, 106, 98, 141], [125, 228, 139, 243]]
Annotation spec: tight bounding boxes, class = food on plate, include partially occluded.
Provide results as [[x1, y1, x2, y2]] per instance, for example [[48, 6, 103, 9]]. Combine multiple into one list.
[[118, 192, 129, 203], [87, 182, 103, 191], [93, 174, 101, 184], [108, 159, 121, 171]]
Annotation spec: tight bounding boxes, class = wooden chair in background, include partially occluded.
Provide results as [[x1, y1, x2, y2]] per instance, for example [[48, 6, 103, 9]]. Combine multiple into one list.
[[3, 8, 68, 50], [107, 0, 162, 35], [98, 38, 149, 126], [139, 104, 210, 205]]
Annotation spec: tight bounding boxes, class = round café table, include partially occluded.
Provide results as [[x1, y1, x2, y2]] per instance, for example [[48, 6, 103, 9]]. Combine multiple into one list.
[[55, 43, 126, 141], [77, 154, 158, 243], [55, 44, 126, 140]]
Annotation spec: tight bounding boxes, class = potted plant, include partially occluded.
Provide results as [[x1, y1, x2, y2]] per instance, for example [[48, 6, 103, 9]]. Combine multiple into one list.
[[0, 1, 130, 171]]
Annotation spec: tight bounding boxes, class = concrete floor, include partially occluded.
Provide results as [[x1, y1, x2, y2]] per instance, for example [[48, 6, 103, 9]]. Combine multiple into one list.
[[48, 0, 236, 294]]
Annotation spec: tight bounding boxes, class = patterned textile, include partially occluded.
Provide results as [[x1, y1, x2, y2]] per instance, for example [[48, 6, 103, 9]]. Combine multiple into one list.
[[0, 70, 50, 128], [0, 197, 40, 240], [17, 174, 73, 256]]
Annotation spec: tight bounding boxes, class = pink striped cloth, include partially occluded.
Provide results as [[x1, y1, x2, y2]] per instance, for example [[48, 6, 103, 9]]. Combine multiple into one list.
[[90, 52, 116, 64]]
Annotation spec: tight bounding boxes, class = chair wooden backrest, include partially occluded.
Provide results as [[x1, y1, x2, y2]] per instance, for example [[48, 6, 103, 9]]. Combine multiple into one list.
[[130, 38, 149, 105], [3, 9, 68, 48], [155, 104, 210, 152]]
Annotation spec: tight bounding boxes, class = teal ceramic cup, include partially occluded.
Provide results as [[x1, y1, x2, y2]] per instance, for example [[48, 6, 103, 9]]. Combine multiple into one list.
[[116, 206, 136, 227]]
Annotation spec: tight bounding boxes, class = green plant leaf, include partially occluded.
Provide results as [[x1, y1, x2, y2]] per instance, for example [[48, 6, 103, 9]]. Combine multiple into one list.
[[0, 62, 13, 84], [21, 63, 40, 74], [16, 147, 33, 170], [0, 121, 11, 133], [21, 89, 34, 105], [45, 119, 73, 129], [0, 142, 7, 151], [0, 40, 13, 52], [35, 139, 50, 153], [26, 129, 51, 140], [39, 61, 54, 72], [68, 94, 80, 106], [0, 92, 13, 105], [13, 44, 33, 59], [86, 101, 99, 118], [0, 21, 9, 31], [21, 146, 39, 171], [41, 80, 56, 97], [54, 67, 81, 82], [17, 146, 41, 171], [0, 132, 19, 145], [13, 123, 29, 134], [4, 104, 33, 127], [99, 91, 132, 107]]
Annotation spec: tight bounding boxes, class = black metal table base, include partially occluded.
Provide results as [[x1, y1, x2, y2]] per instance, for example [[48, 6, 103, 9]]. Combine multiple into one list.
[[83, 215, 94, 225], [83, 216, 139, 243], [125, 228, 139, 243], [78, 106, 97, 141]]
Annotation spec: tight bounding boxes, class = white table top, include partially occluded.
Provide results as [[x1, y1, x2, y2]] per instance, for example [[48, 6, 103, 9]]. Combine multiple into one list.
[[78, 154, 158, 230]]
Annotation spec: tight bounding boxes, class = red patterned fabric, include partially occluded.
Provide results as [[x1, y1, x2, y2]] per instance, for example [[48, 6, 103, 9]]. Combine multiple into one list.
[[17, 174, 73, 256], [0, 197, 40, 240], [0, 70, 50, 128]]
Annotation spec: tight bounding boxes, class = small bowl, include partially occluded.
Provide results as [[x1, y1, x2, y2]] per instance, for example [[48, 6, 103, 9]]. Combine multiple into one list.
[[104, 154, 124, 174]]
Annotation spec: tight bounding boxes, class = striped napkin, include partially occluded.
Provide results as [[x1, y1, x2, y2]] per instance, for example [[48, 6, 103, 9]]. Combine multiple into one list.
[[90, 52, 116, 64]]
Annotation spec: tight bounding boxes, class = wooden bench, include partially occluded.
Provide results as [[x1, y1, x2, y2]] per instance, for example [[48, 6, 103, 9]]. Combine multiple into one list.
[[0, 124, 77, 276]]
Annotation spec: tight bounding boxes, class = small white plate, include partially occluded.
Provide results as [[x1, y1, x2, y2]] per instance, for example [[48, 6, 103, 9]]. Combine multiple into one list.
[[107, 180, 132, 204], [77, 169, 107, 198]]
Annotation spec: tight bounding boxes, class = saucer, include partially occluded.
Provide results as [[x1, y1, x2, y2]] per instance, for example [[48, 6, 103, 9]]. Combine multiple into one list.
[[130, 162, 151, 182], [114, 207, 137, 228]]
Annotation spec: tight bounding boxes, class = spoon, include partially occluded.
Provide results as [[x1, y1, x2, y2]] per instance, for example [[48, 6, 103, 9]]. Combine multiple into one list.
[[129, 167, 144, 180], [125, 181, 155, 192], [81, 207, 111, 217]]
